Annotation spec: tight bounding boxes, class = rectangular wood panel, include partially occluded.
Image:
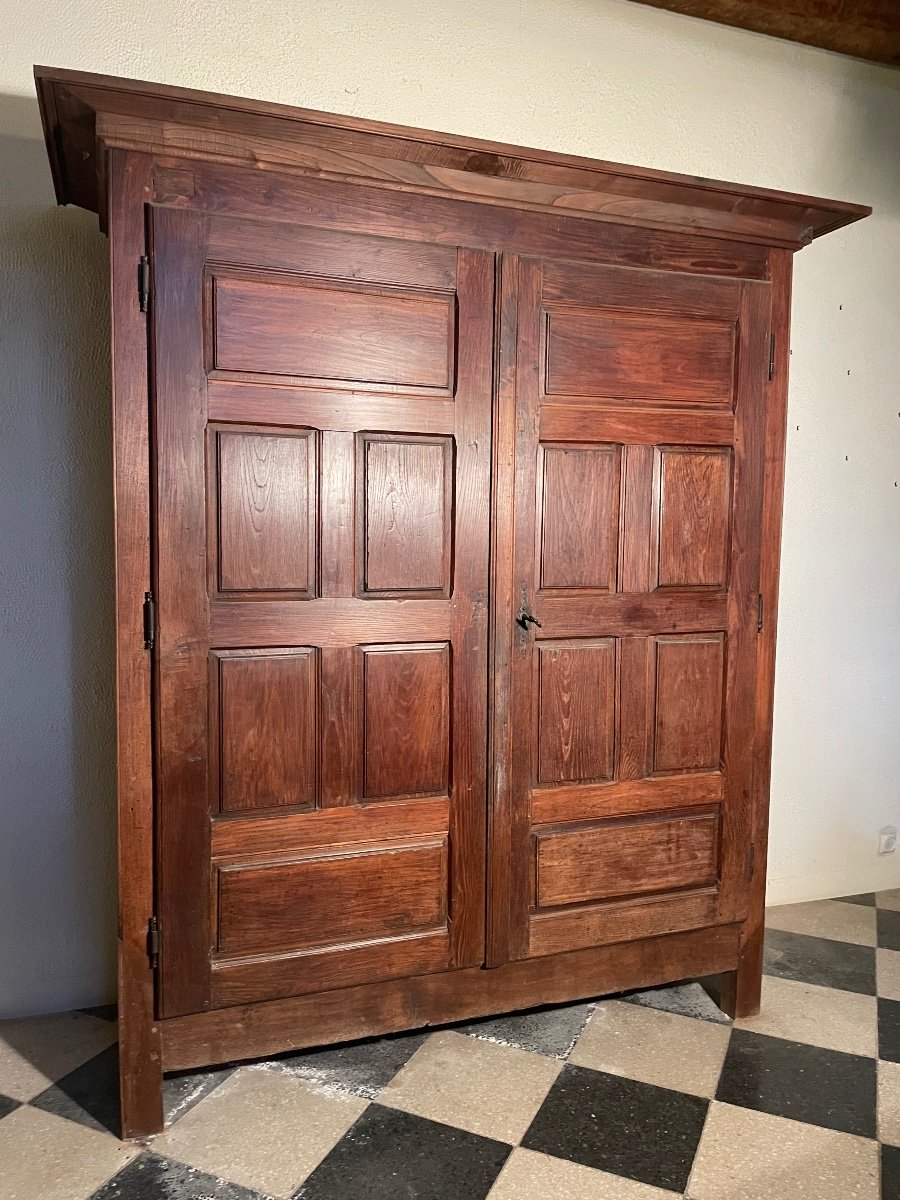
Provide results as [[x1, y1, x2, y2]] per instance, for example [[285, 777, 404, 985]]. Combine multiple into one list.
[[537, 640, 616, 785], [211, 272, 455, 391], [212, 649, 317, 813], [535, 811, 719, 908], [215, 839, 447, 958], [360, 435, 452, 596], [545, 308, 735, 407], [214, 428, 316, 595], [538, 445, 620, 591], [655, 447, 732, 589], [653, 635, 726, 773], [363, 643, 450, 800]]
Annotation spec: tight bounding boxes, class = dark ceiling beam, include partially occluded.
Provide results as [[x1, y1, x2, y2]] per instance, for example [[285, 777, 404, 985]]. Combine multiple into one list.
[[625, 0, 900, 67]]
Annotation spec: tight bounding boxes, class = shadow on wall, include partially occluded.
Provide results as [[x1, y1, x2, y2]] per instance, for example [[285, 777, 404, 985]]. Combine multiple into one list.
[[0, 93, 117, 1016]]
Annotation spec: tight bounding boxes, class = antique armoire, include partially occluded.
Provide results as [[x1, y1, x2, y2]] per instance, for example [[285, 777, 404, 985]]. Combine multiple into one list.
[[35, 66, 869, 1138]]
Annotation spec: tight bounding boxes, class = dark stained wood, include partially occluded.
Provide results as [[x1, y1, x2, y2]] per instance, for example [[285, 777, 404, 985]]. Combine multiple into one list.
[[211, 271, 454, 393], [214, 840, 447, 958], [35, 71, 868, 1137], [538, 446, 621, 591], [624, 0, 900, 68], [655, 447, 732, 589], [34, 68, 871, 244], [362, 644, 451, 800], [162, 922, 741, 1070], [152, 205, 494, 1034], [721, 246, 793, 1018], [528, 890, 720, 957], [360, 436, 452, 596], [212, 649, 317, 812], [211, 797, 450, 859], [107, 149, 163, 1140], [545, 308, 735, 407], [536, 640, 617, 784], [532, 772, 724, 825], [535, 811, 719, 907], [213, 428, 316, 596], [652, 635, 726, 772]]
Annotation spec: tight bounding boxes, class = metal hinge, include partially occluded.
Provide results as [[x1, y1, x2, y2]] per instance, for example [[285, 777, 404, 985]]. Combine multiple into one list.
[[746, 843, 756, 879], [757, 594, 764, 633], [768, 332, 776, 381], [138, 255, 151, 313], [142, 591, 155, 651], [147, 916, 160, 969]]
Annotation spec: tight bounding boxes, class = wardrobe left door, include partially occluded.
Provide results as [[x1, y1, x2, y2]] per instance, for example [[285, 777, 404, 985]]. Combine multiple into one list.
[[150, 202, 494, 1018]]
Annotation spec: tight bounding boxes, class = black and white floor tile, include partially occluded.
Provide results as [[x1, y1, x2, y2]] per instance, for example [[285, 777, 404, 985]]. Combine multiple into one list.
[[2, 892, 899, 1199]]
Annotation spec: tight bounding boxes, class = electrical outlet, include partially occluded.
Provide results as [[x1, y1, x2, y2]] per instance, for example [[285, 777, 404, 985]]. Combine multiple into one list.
[[879, 826, 897, 856]]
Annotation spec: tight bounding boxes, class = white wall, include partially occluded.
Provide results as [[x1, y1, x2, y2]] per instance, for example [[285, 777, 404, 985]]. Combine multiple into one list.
[[1, 0, 898, 1017]]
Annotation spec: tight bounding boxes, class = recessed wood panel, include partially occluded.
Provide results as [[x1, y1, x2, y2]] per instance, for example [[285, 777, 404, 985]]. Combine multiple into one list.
[[215, 839, 447, 958], [535, 811, 719, 908], [539, 445, 620, 591], [545, 308, 735, 407], [211, 273, 454, 391], [213, 649, 317, 812], [653, 635, 725, 773], [215, 429, 316, 594], [537, 640, 616, 785], [656, 447, 732, 589], [363, 643, 450, 800], [361, 435, 452, 596]]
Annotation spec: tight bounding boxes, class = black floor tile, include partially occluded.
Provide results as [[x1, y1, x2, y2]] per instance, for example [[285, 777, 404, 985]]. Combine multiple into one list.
[[0, 1093, 20, 1120], [620, 981, 730, 1025], [840, 893, 877, 907], [31, 1043, 119, 1136], [163, 1064, 235, 1126], [522, 1063, 708, 1193], [716, 1028, 876, 1138], [879, 911, 900, 952], [88, 1152, 269, 1199], [764, 927, 876, 995], [273, 1029, 429, 1099], [457, 1000, 594, 1058], [882, 1143, 900, 1200], [295, 1104, 511, 1200], [879, 998, 900, 1063]]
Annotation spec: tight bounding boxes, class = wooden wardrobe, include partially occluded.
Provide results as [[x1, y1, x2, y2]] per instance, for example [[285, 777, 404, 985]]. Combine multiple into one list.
[[36, 66, 869, 1138]]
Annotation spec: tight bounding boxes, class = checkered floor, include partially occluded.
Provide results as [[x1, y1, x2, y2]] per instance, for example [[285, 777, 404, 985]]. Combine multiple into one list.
[[3, 892, 900, 1199]]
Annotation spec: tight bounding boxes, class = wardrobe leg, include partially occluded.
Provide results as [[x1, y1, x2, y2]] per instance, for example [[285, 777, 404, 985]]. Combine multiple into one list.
[[719, 926, 764, 1019]]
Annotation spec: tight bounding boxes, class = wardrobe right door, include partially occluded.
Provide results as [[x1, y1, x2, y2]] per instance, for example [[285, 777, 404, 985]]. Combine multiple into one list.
[[489, 255, 772, 966]]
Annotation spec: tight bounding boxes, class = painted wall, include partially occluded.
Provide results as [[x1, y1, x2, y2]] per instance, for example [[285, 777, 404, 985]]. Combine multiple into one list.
[[1, 0, 898, 1017]]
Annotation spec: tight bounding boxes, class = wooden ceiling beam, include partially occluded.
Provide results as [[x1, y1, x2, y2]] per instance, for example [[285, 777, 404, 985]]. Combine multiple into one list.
[[625, 0, 900, 67]]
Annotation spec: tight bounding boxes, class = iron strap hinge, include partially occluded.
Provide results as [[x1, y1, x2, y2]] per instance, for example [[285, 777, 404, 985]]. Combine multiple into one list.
[[147, 916, 160, 969], [768, 332, 776, 381], [143, 591, 156, 651], [757, 594, 764, 633], [138, 255, 151, 313]]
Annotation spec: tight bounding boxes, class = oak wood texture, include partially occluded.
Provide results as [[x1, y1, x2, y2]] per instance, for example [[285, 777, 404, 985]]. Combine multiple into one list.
[[161, 922, 740, 1070], [487, 253, 770, 965], [152, 206, 493, 1021], [107, 150, 164, 1140], [624, 0, 900, 67], [35, 67, 870, 246], [34, 68, 869, 1137]]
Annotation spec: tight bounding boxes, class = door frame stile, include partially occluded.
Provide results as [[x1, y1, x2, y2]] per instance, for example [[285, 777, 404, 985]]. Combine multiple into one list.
[[486, 252, 520, 966], [107, 148, 164, 1139], [721, 246, 793, 1017]]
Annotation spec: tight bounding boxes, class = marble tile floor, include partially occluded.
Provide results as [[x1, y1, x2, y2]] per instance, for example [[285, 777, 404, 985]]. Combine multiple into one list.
[[2, 892, 899, 1199]]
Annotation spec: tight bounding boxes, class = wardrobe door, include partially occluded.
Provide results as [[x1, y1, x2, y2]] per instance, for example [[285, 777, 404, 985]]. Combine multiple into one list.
[[490, 256, 771, 964], [150, 203, 493, 1017]]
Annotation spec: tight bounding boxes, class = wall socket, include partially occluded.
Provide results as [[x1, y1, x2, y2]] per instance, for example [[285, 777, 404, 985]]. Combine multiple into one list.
[[879, 827, 898, 856]]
